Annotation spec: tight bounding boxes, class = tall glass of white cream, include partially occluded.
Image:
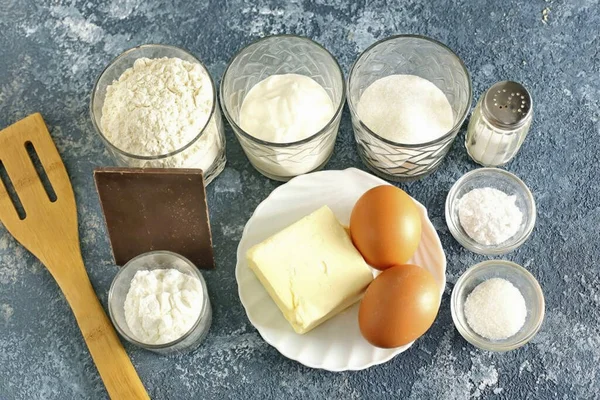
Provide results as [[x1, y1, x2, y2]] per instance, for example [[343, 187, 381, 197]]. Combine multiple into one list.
[[221, 35, 345, 181]]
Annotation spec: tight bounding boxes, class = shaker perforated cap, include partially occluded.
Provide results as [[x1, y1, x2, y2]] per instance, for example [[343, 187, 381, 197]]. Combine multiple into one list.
[[482, 81, 532, 129]]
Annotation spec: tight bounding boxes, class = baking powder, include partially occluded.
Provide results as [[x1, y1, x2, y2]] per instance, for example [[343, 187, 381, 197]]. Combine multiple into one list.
[[458, 187, 523, 246]]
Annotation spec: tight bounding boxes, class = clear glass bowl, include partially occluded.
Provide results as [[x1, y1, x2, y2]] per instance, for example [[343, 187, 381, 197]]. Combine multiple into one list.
[[445, 167, 536, 255], [451, 260, 545, 352], [90, 44, 226, 185], [108, 251, 212, 355], [220, 35, 345, 181], [347, 35, 472, 181]]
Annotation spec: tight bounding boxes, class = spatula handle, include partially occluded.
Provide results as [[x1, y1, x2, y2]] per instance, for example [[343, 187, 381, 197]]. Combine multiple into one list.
[[56, 260, 150, 400]]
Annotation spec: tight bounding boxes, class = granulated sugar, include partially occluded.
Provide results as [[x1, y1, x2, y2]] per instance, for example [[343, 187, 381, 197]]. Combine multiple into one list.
[[464, 278, 527, 340], [357, 74, 454, 144]]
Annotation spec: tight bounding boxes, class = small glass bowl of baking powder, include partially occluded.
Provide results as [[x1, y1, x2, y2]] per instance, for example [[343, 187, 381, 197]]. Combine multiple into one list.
[[90, 44, 226, 185], [220, 35, 345, 181], [108, 251, 212, 355], [445, 168, 536, 255], [451, 260, 545, 352]]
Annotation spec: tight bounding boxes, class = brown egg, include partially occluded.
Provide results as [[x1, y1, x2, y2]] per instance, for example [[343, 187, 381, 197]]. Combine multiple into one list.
[[359, 264, 440, 348], [350, 185, 422, 270]]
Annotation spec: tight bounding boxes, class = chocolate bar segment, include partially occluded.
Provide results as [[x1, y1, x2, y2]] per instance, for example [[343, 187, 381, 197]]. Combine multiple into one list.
[[94, 167, 215, 269]]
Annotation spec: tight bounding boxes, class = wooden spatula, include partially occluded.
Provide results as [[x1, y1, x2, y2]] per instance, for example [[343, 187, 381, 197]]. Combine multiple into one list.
[[0, 114, 149, 400]]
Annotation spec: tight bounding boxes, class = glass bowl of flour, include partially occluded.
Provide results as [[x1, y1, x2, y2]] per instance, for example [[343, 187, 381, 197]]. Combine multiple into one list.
[[347, 35, 472, 181], [220, 35, 345, 181], [108, 251, 212, 354], [445, 168, 537, 255], [91, 44, 226, 185], [451, 260, 545, 352]]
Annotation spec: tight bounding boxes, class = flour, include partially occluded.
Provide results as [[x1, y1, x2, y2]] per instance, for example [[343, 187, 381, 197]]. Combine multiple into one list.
[[101, 57, 222, 173], [357, 74, 454, 144], [464, 278, 527, 340], [458, 187, 523, 246], [124, 269, 204, 345]]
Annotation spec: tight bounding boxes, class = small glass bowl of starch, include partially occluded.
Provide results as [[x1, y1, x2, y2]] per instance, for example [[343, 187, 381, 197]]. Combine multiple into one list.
[[108, 251, 212, 355], [445, 167, 536, 255], [451, 260, 545, 352]]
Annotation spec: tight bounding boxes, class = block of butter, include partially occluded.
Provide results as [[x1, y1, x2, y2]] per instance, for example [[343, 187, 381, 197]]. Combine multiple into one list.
[[246, 205, 373, 334]]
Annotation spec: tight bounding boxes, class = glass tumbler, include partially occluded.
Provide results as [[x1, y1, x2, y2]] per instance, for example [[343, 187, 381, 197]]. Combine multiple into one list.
[[108, 251, 212, 355], [220, 35, 345, 181], [347, 35, 472, 181], [90, 44, 226, 185]]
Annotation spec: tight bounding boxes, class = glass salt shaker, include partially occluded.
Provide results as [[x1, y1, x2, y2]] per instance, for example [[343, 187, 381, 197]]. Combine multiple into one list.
[[465, 81, 532, 167]]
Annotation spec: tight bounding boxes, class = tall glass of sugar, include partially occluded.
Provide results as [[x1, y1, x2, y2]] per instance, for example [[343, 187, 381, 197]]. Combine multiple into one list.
[[220, 35, 345, 181], [347, 35, 472, 181], [90, 44, 227, 186]]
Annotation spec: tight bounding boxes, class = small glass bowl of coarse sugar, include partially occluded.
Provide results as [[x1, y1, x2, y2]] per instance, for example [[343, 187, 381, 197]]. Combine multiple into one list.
[[451, 260, 545, 352], [108, 251, 212, 355], [445, 167, 536, 255]]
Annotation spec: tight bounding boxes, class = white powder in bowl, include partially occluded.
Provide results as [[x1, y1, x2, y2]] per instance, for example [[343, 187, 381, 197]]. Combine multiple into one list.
[[101, 57, 221, 172], [357, 74, 454, 144], [124, 269, 204, 345], [458, 187, 523, 246], [464, 278, 527, 340]]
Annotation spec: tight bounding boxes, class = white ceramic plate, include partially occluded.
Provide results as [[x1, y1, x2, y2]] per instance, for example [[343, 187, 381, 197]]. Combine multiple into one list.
[[235, 168, 446, 371]]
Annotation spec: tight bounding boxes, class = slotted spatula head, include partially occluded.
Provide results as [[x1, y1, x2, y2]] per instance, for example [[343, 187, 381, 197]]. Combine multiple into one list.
[[0, 113, 80, 269], [0, 113, 149, 399]]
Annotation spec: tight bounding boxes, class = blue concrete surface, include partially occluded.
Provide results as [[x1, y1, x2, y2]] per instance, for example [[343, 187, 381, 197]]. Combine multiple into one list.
[[1, 0, 599, 399]]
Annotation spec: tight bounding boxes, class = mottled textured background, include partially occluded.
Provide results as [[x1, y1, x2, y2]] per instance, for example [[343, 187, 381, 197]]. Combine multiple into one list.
[[0, 0, 599, 399]]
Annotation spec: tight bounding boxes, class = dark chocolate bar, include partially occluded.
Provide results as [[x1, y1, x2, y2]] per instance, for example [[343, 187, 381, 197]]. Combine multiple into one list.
[[93, 167, 215, 269]]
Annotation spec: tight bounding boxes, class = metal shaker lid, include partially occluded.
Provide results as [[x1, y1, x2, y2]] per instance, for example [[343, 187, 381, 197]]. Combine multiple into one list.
[[482, 81, 532, 129]]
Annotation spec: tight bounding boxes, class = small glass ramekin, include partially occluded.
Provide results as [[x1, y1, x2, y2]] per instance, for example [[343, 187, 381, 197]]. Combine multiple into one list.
[[108, 251, 212, 355], [445, 167, 536, 255], [451, 260, 545, 352], [347, 35, 472, 181], [220, 35, 345, 181], [90, 44, 226, 185]]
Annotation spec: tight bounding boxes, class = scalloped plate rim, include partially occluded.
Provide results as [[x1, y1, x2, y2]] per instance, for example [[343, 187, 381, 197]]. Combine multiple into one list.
[[235, 167, 447, 371]]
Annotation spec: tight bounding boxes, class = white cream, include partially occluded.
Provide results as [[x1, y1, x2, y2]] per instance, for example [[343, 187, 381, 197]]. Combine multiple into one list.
[[239, 74, 336, 177], [240, 74, 334, 143]]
